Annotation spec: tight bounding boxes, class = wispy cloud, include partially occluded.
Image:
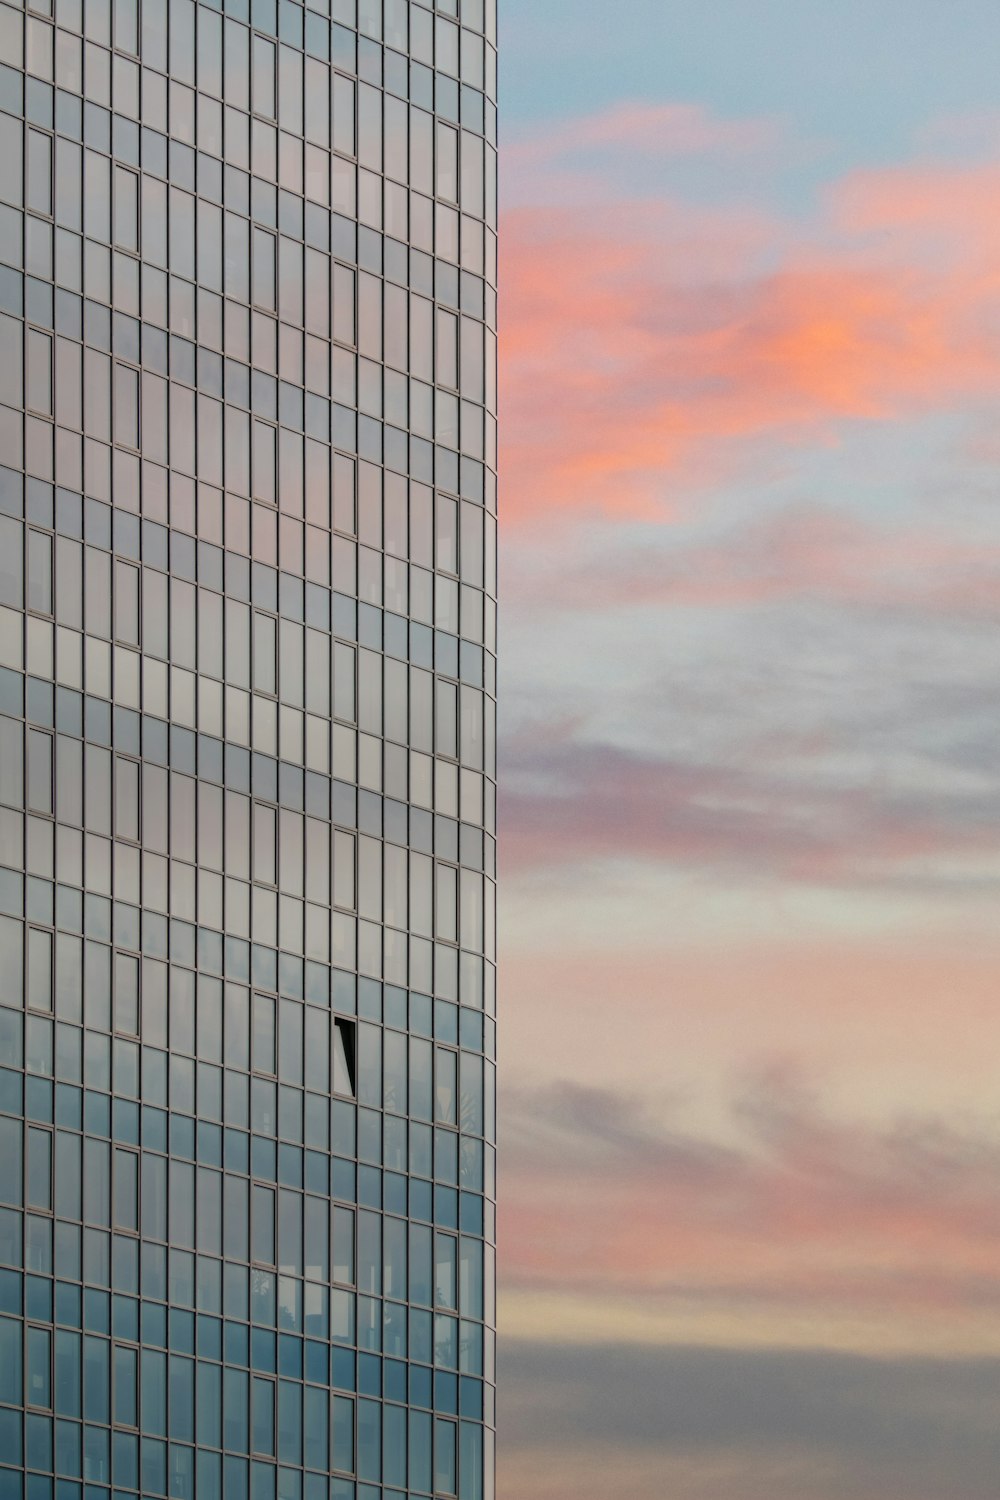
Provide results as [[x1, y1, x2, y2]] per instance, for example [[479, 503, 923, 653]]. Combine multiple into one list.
[[506, 100, 785, 181], [502, 720, 1000, 888], [505, 504, 1000, 616], [501, 1074, 1000, 1315], [497, 94, 1000, 1500], [501, 117, 1000, 523]]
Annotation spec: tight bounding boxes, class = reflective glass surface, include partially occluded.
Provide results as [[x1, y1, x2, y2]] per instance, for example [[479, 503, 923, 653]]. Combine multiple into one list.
[[0, 0, 497, 1495]]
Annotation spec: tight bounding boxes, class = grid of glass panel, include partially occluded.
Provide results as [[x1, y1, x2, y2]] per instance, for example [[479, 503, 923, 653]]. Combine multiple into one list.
[[0, 0, 497, 1496]]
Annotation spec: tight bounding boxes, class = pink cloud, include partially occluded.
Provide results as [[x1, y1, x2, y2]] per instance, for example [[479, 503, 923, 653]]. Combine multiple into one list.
[[501, 1072, 1000, 1313], [499, 941, 1000, 1123], [501, 730, 1000, 884], [506, 100, 783, 176], [506, 504, 1000, 616], [832, 160, 1000, 264], [500, 130, 1000, 524]]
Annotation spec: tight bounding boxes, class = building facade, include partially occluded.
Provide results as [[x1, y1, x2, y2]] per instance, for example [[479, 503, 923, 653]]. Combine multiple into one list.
[[0, 1, 497, 1497]]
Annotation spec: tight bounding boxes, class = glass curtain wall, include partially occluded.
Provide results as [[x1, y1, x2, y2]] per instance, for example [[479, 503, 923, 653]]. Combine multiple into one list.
[[0, 1, 498, 1497]]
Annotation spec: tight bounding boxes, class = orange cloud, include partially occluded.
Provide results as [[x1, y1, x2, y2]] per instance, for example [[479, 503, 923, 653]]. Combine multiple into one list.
[[500, 141, 1000, 523], [832, 160, 1000, 265]]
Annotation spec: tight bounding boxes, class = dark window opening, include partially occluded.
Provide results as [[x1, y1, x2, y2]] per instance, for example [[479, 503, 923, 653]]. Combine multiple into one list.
[[334, 1017, 356, 1098]]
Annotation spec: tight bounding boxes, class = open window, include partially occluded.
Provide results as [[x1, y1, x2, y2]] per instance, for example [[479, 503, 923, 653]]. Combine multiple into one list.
[[333, 1018, 356, 1098]]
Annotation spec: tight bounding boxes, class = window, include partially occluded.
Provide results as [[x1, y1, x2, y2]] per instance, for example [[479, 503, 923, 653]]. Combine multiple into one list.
[[26, 1325, 52, 1410], [27, 927, 52, 1013], [26, 1126, 52, 1212], [113, 1148, 139, 1233], [26, 129, 53, 218], [114, 952, 139, 1035], [26, 329, 52, 416], [435, 1232, 457, 1309], [252, 1184, 276, 1267], [252, 992, 277, 1076], [114, 165, 139, 252], [252, 1375, 276, 1456], [333, 1018, 356, 1098], [113, 1344, 138, 1428], [27, 529, 52, 615], [252, 227, 276, 312], [435, 1048, 457, 1126], [113, 362, 139, 449]]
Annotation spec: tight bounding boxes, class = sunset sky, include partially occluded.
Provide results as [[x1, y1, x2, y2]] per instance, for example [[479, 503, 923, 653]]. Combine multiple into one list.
[[496, 4, 1000, 1496]]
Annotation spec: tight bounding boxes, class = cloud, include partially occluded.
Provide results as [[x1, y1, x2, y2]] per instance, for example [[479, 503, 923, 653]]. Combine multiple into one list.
[[501, 723, 1000, 887], [504, 504, 1000, 617], [499, 1341, 1000, 1500], [506, 100, 784, 179], [500, 939, 1000, 1065], [500, 118, 1000, 523], [499, 113, 1000, 922], [500, 1073, 1000, 1317], [831, 160, 1000, 267], [494, 111, 1000, 1498], [500, 507, 1000, 904]]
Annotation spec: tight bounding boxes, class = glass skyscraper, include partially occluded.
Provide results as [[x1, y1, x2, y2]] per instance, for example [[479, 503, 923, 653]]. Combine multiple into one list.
[[0, 1, 497, 1497]]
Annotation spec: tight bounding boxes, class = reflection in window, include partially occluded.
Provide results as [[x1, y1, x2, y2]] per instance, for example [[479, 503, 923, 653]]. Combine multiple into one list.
[[26, 1126, 52, 1212], [252, 227, 276, 312], [26, 329, 52, 416], [435, 1048, 458, 1126], [113, 953, 139, 1036], [113, 362, 139, 449], [26, 1325, 51, 1410], [113, 165, 139, 253], [435, 1415, 458, 1496], [252, 1184, 276, 1267], [26, 129, 52, 218], [252, 992, 276, 1075], [252, 1375, 276, 1457], [27, 927, 52, 1013], [113, 1147, 138, 1233], [435, 1231, 457, 1309], [0, 0, 499, 1486], [113, 1344, 137, 1428]]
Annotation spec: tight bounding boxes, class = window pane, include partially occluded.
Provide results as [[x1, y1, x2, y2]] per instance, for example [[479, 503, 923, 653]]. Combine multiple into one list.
[[27, 1127, 51, 1211], [114, 1148, 138, 1232], [27, 129, 52, 216], [26, 1325, 51, 1409], [435, 1048, 457, 1126], [253, 1185, 275, 1265], [28, 928, 52, 1012], [113, 1344, 137, 1427], [252, 1376, 275, 1456], [253, 993, 276, 1074]]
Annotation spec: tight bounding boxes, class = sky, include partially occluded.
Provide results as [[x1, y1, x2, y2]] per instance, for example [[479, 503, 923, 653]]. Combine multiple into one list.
[[495, 4, 1000, 1497]]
